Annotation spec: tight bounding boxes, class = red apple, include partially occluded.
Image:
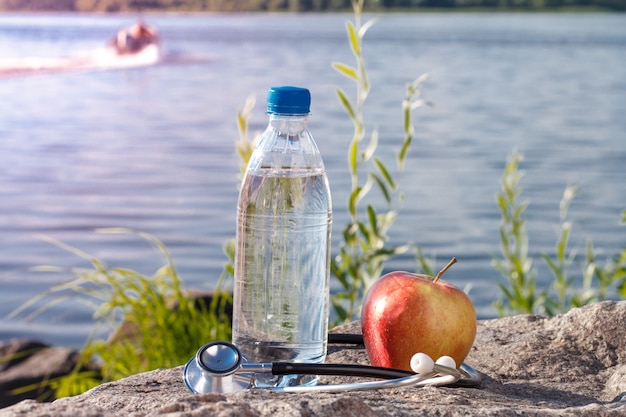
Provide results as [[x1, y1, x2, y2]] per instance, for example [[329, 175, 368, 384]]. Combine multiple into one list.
[[361, 258, 476, 371]]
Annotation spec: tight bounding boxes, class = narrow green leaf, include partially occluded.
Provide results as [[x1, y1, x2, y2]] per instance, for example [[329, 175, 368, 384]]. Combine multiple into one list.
[[359, 17, 378, 38], [236, 114, 246, 138], [371, 173, 391, 204], [403, 102, 411, 133], [377, 210, 397, 233], [372, 244, 409, 258], [242, 94, 256, 114], [398, 134, 412, 169], [361, 62, 370, 98], [35, 234, 96, 262], [496, 194, 508, 214], [333, 269, 349, 288], [559, 186, 578, 221], [367, 205, 379, 237], [348, 186, 361, 217], [343, 223, 359, 245], [348, 140, 358, 177], [346, 21, 360, 56], [333, 292, 353, 301], [374, 158, 396, 190], [497, 283, 514, 301], [362, 129, 378, 162], [557, 222, 571, 261], [360, 173, 374, 199], [410, 73, 431, 90], [357, 221, 371, 242], [541, 253, 559, 276], [416, 246, 435, 276], [336, 88, 356, 120], [513, 203, 528, 220], [410, 99, 431, 110], [332, 62, 358, 80], [349, 177, 374, 216]]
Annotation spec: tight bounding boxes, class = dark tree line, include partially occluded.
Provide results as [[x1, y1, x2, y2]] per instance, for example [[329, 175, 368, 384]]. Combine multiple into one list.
[[0, 0, 623, 12]]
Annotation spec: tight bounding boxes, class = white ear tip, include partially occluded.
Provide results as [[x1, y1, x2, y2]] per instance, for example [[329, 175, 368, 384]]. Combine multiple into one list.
[[435, 356, 457, 369], [410, 352, 435, 374]]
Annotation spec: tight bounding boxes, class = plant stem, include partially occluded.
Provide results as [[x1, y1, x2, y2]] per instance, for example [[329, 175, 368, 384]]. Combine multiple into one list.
[[433, 257, 457, 283]]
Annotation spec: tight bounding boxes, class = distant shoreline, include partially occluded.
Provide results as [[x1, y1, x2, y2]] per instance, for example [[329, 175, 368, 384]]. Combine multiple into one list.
[[0, 8, 622, 16], [0, 2, 623, 14]]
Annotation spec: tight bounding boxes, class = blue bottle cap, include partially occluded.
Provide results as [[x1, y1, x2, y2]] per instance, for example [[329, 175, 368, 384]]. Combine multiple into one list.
[[266, 86, 311, 115]]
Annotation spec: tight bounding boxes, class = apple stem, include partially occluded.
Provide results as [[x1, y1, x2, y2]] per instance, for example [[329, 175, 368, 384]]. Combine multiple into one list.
[[433, 257, 457, 283]]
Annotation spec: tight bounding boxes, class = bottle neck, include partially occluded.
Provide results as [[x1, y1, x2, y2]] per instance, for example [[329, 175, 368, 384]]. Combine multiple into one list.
[[268, 113, 309, 134], [248, 112, 322, 173]]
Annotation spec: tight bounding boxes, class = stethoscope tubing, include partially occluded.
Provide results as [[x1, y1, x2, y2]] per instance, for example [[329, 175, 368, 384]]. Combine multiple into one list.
[[265, 359, 477, 390], [275, 371, 456, 393]]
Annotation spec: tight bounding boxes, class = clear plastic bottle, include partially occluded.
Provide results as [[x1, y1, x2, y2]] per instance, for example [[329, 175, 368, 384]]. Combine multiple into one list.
[[232, 86, 332, 388]]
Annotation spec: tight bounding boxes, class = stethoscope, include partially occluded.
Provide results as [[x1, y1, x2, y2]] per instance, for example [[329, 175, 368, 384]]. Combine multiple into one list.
[[183, 334, 481, 394]]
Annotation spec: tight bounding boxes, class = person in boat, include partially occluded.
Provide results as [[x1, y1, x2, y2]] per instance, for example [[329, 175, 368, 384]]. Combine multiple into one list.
[[112, 21, 159, 55]]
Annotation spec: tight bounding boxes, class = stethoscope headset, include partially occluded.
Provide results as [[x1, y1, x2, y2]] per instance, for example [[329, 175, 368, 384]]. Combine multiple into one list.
[[183, 333, 481, 394]]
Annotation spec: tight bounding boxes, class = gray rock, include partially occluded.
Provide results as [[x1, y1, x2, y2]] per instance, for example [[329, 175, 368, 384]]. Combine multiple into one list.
[[2, 301, 626, 416], [0, 340, 91, 408]]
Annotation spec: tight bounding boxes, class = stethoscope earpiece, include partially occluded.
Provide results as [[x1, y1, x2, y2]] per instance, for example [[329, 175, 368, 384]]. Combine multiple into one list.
[[183, 338, 481, 394]]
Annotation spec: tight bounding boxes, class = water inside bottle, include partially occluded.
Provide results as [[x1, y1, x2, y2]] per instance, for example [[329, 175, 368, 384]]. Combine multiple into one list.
[[233, 170, 331, 388]]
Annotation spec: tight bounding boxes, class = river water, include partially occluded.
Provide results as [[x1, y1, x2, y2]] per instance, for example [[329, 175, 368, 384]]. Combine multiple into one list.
[[1, 12, 625, 347]]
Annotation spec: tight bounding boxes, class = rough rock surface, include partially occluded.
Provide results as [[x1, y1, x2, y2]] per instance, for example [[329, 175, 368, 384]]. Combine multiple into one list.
[[0, 340, 89, 408], [2, 301, 626, 416]]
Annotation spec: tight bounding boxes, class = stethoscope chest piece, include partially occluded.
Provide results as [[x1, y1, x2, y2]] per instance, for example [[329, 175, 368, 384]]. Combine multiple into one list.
[[183, 341, 254, 393]]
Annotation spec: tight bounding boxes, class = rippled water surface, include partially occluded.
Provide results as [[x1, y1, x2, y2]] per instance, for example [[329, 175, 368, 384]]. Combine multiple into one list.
[[1, 12, 625, 347]]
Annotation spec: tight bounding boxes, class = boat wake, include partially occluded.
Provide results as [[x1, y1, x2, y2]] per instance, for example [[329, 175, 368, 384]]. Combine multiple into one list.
[[0, 46, 160, 78], [90, 43, 161, 69]]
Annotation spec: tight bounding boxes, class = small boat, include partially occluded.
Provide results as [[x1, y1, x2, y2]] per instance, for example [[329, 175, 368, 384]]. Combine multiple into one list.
[[110, 21, 160, 56], [91, 21, 161, 69]]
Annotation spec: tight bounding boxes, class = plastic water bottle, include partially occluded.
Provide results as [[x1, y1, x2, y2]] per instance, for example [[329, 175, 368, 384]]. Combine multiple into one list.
[[232, 86, 332, 388]]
